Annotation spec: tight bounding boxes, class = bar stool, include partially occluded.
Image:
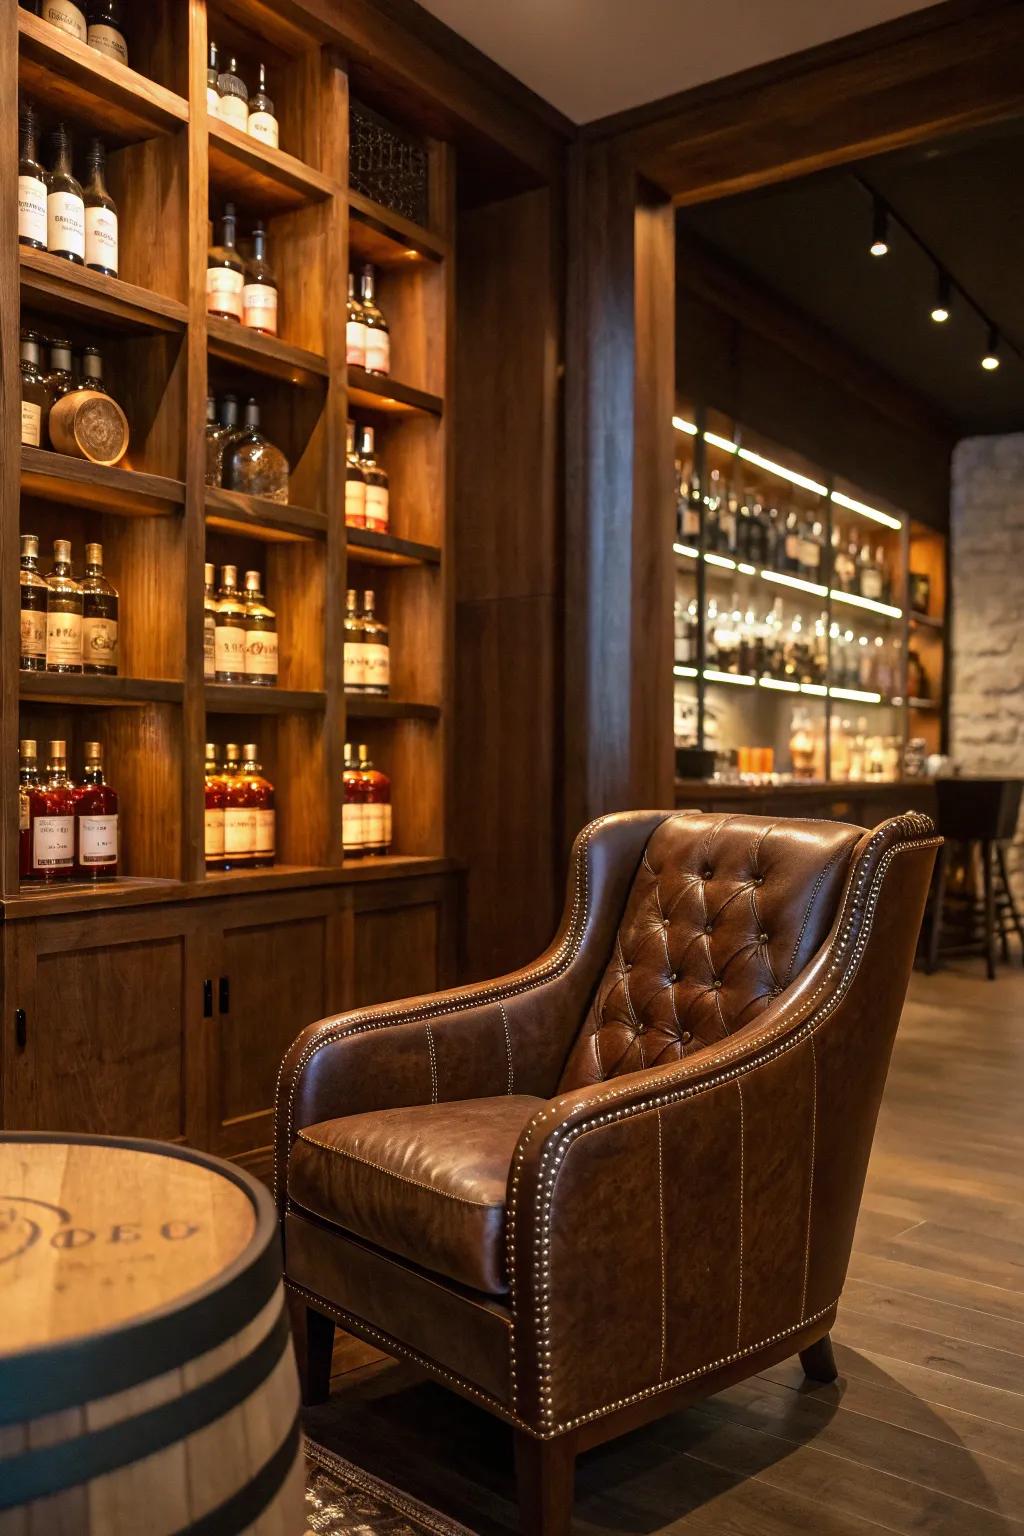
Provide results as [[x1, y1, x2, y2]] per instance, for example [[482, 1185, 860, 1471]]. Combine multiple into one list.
[[926, 777, 1024, 978]]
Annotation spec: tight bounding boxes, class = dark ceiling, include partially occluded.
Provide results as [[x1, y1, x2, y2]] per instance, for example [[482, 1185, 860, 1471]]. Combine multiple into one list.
[[678, 122, 1024, 437]]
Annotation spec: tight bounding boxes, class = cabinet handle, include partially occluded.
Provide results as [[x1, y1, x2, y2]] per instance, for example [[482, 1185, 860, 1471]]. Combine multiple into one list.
[[203, 980, 213, 1019], [15, 1009, 26, 1050], [218, 976, 230, 1014]]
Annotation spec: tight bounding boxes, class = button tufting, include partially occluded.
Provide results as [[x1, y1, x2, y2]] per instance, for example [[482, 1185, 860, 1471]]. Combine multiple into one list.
[[681, 1031, 693, 1044], [759, 933, 769, 944], [754, 875, 765, 886], [668, 971, 678, 983], [704, 923, 714, 935], [703, 869, 713, 880], [663, 917, 670, 927], [711, 979, 722, 990]]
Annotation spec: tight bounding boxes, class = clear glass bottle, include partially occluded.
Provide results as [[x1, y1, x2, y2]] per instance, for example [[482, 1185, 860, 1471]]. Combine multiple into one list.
[[81, 542, 118, 675], [203, 561, 217, 679], [41, 0, 86, 42], [20, 534, 48, 671], [46, 337, 75, 400], [242, 222, 278, 335], [18, 101, 47, 252], [242, 569, 278, 686], [858, 541, 883, 601], [359, 426, 389, 534], [343, 587, 366, 693], [47, 122, 85, 265], [359, 264, 390, 375], [46, 539, 83, 673], [74, 740, 118, 879], [361, 589, 389, 696], [204, 742, 226, 870], [207, 41, 220, 113], [207, 202, 245, 323], [247, 63, 279, 148], [221, 398, 289, 503], [214, 564, 247, 683], [83, 138, 118, 277], [357, 744, 391, 856], [342, 741, 365, 857], [221, 743, 256, 869], [19, 739, 40, 881], [241, 745, 275, 866], [19, 330, 49, 448], [206, 392, 240, 486], [216, 55, 249, 131], [346, 272, 367, 369], [29, 739, 76, 883], [345, 419, 367, 528], [86, 0, 126, 62]]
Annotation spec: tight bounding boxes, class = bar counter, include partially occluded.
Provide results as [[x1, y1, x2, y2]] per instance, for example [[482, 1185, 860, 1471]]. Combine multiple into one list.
[[675, 777, 937, 824]]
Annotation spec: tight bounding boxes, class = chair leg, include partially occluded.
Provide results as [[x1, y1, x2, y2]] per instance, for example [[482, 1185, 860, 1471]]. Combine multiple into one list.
[[800, 1332, 838, 1384], [996, 844, 1024, 963], [515, 1430, 577, 1536], [983, 841, 997, 980], [926, 842, 949, 974], [287, 1290, 335, 1406]]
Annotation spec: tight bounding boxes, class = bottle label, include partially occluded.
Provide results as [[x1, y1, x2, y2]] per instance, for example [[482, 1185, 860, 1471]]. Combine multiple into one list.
[[345, 478, 367, 528], [207, 86, 219, 114], [18, 175, 47, 246], [204, 808, 225, 858], [224, 807, 256, 854], [79, 813, 118, 867], [861, 570, 883, 600], [245, 629, 278, 678], [254, 808, 275, 858], [785, 534, 800, 562], [364, 484, 389, 533], [342, 802, 365, 852], [46, 612, 83, 668], [799, 538, 820, 569], [204, 614, 216, 678], [381, 803, 392, 849], [346, 320, 367, 368], [207, 266, 244, 319], [247, 110, 279, 148], [243, 282, 278, 333], [214, 621, 246, 676], [365, 330, 390, 375], [42, 1, 86, 40], [363, 803, 384, 847], [21, 401, 41, 448], [33, 815, 74, 870], [20, 790, 30, 834], [87, 22, 127, 63], [83, 616, 118, 668], [48, 190, 85, 260], [85, 205, 118, 273], [343, 641, 366, 689], [364, 641, 390, 691], [216, 94, 250, 132]]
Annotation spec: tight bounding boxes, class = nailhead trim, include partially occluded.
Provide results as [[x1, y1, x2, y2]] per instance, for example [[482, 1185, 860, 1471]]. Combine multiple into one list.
[[500, 1001, 515, 1094]]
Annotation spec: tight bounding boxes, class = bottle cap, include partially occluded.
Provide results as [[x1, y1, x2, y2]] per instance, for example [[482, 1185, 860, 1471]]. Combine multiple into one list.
[[204, 561, 215, 584], [242, 743, 258, 761], [21, 534, 39, 558], [49, 739, 67, 760], [54, 538, 72, 562], [84, 741, 102, 762], [244, 570, 262, 592], [20, 739, 37, 761], [86, 542, 102, 566], [358, 744, 370, 764], [205, 742, 218, 759], [346, 587, 357, 605], [362, 589, 375, 609], [360, 426, 375, 453], [221, 564, 237, 585], [225, 743, 241, 762]]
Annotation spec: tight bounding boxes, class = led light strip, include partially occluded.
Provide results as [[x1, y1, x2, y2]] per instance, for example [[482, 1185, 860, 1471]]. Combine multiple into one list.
[[759, 677, 801, 692], [830, 588, 903, 619], [761, 569, 828, 598], [672, 416, 698, 436], [737, 446, 827, 497], [673, 665, 698, 678], [828, 686, 884, 704], [703, 669, 756, 686], [673, 542, 699, 560], [705, 552, 737, 570], [830, 489, 902, 531]]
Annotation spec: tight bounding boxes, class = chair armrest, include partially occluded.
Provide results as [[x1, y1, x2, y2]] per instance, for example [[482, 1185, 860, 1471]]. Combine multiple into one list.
[[274, 809, 677, 1212], [505, 813, 938, 1436]]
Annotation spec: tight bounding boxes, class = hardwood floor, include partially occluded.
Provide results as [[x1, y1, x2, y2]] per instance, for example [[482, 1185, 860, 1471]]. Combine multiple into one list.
[[304, 964, 1024, 1533]]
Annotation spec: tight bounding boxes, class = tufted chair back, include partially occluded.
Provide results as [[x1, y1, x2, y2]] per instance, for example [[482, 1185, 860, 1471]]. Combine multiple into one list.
[[558, 811, 865, 1090]]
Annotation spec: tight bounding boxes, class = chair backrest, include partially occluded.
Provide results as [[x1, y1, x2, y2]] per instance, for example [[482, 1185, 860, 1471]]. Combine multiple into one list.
[[558, 811, 864, 1091], [935, 777, 1023, 843]]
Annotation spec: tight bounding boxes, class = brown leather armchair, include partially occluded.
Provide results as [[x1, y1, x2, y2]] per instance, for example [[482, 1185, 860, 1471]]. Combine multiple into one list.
[[276, 809, 938, 1535]]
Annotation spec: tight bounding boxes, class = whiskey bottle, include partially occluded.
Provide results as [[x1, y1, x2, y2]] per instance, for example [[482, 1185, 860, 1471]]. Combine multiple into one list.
[[18, 101, 47, 252], [41, 0, 86, 41], [29, 740, 76, 883], [858, 542, 883, 601], [346, 273, 367, 369], [81, 542, 118, 674], [241, 745, 275, 866], [247, 64, 279, 148], [345, 419, 367, 528], [343, 587, 366, 692], [204, 742, 226, 870], [358, 427, 389, 534], [86, 0, 127, 65], [74, 740, 118, 878], [342, 742, 365, 856], [206, 392, 240, 486], [357, 744, 391, 855], [20, 534, 48, 671], [242, 569, 278, 686], [203, 561, 217, 679], [214, 564, 247, 683], [221, 398, 289, 503], [83, 138, 118, 277], [221, 743, 256, 869], [360, 265, 390, 375], [46, 338, 75, 399], [216, 56, 249, 132], [207, 41, 220, 112], [361, 589, 390, 696], [19, 331, 49, 448], [831, 527, 856, 592], [19, 740, 40, 881], [46, 539, 83, 673], [242, 222, 278, 336], [47, 123, 85, 265], [207, 203, 245, 323]]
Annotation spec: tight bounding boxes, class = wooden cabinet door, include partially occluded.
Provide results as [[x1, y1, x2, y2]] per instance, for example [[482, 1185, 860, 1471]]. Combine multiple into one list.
[[351, 876, 459, 1007]]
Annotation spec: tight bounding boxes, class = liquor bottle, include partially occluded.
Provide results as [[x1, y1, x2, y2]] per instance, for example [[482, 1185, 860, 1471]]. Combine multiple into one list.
[[799, 518, 823, 582], [19, 740, 40, 881], [57, 343, 110, 397], [343, 587, 366, 692], [247, 64, 279, 148], [20, 534, 48, 671], [214, 564, 247, 683], [41, 0, 86, 41], [47, 123, 85, 265], [242, 570, 278, 686], [216, 56, 249, 131], [221, 398, 289, 503], [344, 420, 367, 527], [203, 561, 217, 679], [204, 742, 225, 870], [46, 539, 83, 673], [346, 273, 367, 369], [18, 101, 47, 252], [361, 589, 389, 696], [359, 265, 390, 375], [46, 338, 75, 399], [74, 741, 118, 879], [83, 138, 118, 277], [241, 745, 275, 866], [86, 0, 126, 65], [19, 330, 49, 448], [357, 744, 391, 855], [206, 392, 240, 485], [81, 542, 118, 674], [242, 222, 278, 335], [342, 742, 365, 856], [831, 527, 856, 592], [359, 427, 389, 534], [207, 40, 220, 112], [221, 743, 255, 869], [858, 542, 883, 601], [29, 740, 75, 883], [207, 203, 245, 323]]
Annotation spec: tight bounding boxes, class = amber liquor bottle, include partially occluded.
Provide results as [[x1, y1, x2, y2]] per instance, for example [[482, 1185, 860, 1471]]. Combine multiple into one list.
[[345, 420, 367, 528], [357, 744, 391, 855], [214, 564, 247, 683], [343, 587, 366, 692], [241, 745, 275, 866], [359, 264, 390, 375], [29, 739, 75, 883], [342, 741, 365, 856], [207, 203, 245, 323], [346, 273, 367, 369], [204, 742, 226, 870], [18, 101, 47, 252], [81, 541, 118, 675], [221, 743, 256, 869], [359, 427, 389, 534], [361, 589, 390, 696], [46, 539, 83, 673], [19, 739, 40, 881], [20, 533, 48, 671], [74, 741, 118, 879]]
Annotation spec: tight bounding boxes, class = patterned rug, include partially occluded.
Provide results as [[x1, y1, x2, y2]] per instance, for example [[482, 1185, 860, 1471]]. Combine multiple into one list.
[[305, 1442, 476, 1536]]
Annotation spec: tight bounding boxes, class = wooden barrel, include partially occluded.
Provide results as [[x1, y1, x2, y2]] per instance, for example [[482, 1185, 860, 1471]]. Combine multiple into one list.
[[48, 390, 129, 464], [0, 1133, 304, 1534]]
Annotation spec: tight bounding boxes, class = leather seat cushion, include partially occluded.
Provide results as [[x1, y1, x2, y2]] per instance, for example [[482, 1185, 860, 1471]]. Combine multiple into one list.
[[288, 1095, 546, 1295]]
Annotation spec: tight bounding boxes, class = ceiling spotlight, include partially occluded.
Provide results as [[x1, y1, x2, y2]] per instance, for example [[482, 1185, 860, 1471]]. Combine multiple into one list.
[[930, 272, 950, 324], [869, 198, 889, 257], [981, 327, 1001, 371]]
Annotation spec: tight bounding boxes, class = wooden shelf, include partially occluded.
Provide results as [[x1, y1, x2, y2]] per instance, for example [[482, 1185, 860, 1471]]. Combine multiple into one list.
[[348, 189, 448, 267], [20, 250, 188, 335], [17, 11, 188, 146], [21, 448, 186, 517], [344, 696, 441, 720], [206, 317, 328, 389], [204, 488, 327, 543], [19, 673, 183, 707], [347, 367, 443, 418], [207, 118, 338, 214], [346, 527, 441, 567], [205, 684, 326, 713]]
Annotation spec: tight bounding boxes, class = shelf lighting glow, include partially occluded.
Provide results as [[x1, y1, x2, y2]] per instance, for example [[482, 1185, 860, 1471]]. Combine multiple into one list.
[[674, 665, 698, 678], [737, 562, 756, 575], [759, 677, 801, 692], [705, 552, 737, 570], [704, 430, 739, 455], [829, 489, 902, 530], [801, 683, 828, 696], [673, 542, 699, 560], [703, 669, 756, 686], [830, 588, 903, 619], [761, 569, 828, 598], [672, 416, 699, 435], [737, 447, 828, 497], [829, 686, 883, 703]]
